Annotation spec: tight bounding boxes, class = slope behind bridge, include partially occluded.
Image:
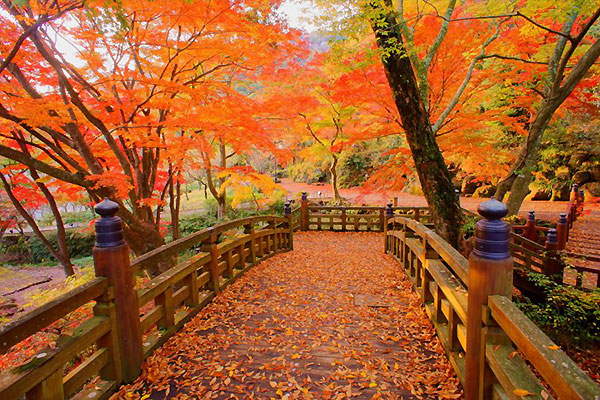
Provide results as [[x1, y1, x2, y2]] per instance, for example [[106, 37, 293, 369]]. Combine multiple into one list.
[[114, 232, 462, 399]]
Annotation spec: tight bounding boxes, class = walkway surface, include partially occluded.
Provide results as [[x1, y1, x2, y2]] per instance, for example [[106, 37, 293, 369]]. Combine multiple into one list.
[[113, 232, 462, 399], [567, 202, 600, 258], [565, 202, 600, 287]]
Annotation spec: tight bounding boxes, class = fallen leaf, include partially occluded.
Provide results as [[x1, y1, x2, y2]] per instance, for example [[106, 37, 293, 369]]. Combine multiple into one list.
[[513, 388, 535, 397]]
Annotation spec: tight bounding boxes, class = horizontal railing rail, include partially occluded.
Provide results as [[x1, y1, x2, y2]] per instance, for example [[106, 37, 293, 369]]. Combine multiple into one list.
[[0, 278, 115, 399], [297, 193, 431, 232], [1, 193, 595, 400]]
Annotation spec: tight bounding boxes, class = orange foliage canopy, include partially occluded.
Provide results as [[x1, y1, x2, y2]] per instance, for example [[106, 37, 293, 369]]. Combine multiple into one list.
[[0, 0, 307, 253]]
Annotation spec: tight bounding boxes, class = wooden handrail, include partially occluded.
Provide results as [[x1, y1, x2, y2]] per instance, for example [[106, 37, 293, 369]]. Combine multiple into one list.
[[0, 317, 111, 398], [131, 215, 288, 273], [0, 210, 293, 400], [0, 278, 108, 354], [489, 295, 599, 399], [389, 216, 468, 284]]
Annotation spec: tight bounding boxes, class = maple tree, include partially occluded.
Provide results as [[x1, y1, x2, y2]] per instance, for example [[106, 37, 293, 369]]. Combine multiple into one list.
[[489, 2, 600, 215], [0, 0, 304, 261], [280, 0, 600, 230]]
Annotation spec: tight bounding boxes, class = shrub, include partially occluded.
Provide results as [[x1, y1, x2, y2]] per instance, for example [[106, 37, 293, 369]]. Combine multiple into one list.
[[178, 199, 287, 237], [460, 214, 479, 239], [515, 272, 600, 346], [179, 214, 220, 236], [39, 210, 95, 228], [29, 231, 95, 263]]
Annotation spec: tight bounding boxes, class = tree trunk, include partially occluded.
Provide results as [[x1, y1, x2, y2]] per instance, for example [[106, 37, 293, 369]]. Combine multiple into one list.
[[169, 174, 181, 241], [367, 0, 463, 248], [34, 184, 74, 276], [499, 101, 557, 215], [0, 173, 74, 275], [204, 141, 228, 220], [17, 140, 74, 276], [330, 155, 341, 201]]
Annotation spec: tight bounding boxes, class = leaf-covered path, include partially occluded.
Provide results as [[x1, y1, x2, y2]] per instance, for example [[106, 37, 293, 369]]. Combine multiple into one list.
[[113, 232, 462, 399], [565, 202, 600, 288]]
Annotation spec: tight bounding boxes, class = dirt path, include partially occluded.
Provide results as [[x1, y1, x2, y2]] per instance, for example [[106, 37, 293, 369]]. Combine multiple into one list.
[[113, 232, 462, 399]]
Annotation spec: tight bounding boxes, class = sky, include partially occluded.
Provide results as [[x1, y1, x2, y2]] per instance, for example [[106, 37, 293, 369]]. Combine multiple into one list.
[[276, 0, 320, 32]]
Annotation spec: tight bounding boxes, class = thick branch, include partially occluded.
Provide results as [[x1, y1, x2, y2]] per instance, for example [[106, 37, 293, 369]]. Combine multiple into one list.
[[0, 145, 88, 187], [423, 0, 457, 70]]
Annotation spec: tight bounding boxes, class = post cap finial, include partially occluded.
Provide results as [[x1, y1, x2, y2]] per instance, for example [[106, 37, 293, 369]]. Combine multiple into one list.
[[284, 201, 291, 215], [546, 228, 557, 244], [473, 199, 510, 260], [477, 199, 508, 220], [528, 210, 535, 221], [95, 198, 119, 217], [386, 202, 393, 216], [301, 192, 307, 201], [558, 213, 567, 224], [94, 198, 125, 248], [573, 183, 578, 192]]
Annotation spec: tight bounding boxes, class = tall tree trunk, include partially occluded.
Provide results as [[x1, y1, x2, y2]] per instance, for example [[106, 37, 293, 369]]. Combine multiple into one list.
[[367, 0, 463, 248], [17, 139, 74, 275], [330, 155, 341, 201], [204, 141, 228, 219], [31, 177, 74, 276], [169, 173, 182, 240], [0, 173, 74, 275], [494, 100, 559, 214]]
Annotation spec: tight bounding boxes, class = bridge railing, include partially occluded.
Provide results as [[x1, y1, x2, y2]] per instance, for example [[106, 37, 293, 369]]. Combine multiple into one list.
[[385, 200, 600, 400], [0, 199, 293, 400], [297, 192, 430, 232], [0, 278, 114, 399], [465, 190, 598, 289]]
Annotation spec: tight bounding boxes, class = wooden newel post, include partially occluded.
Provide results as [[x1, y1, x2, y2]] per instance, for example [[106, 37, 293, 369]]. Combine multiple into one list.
[[465, 199, 513, 400], [578, 189, 585, 216], [544, 228, 563, 283], [556, 213, 568, 250], [92, 199, 143, 383], [284, 201, 293, 250], [570, 183, 578, 201], [384, 202, 393, 252], [525, 211, 537, 243], [300, 192, 309, 231]]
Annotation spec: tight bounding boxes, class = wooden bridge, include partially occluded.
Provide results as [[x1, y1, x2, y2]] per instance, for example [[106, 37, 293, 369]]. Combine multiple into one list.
[[0, 194, 599, 399]]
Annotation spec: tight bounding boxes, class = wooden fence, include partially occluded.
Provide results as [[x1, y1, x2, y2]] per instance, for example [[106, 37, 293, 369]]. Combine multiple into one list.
[[463, 187, 599, 290], [385, 200, 600, 400], [297, 192, 430, 232], [0, 199, 293, 400]]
